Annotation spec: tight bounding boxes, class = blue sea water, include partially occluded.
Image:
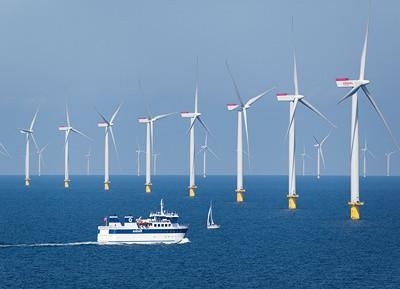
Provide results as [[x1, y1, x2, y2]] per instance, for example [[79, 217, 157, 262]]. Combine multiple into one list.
[[0, 175, 399, 289]]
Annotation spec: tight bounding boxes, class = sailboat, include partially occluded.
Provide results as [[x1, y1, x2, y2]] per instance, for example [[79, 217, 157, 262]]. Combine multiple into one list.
[[207, 201, 220, 229]]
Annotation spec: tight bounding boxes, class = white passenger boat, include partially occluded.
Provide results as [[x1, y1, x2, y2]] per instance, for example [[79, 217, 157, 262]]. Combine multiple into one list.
[[97, 199, 188, 244]]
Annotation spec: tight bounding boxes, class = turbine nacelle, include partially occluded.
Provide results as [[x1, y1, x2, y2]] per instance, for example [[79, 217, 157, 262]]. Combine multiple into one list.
[[336, 78, 370, 88], [138, 117, 151, 124], [97, 122, 108, 128], [58, 126, 71, 131], [226, 104, 241, 111], [20, 129, 33, 134], [180, 112, 201, 118], [276, 93, 304, 102]]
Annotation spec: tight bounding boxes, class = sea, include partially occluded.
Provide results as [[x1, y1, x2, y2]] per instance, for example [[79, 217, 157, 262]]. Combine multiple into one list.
[[0, 175, 398, 289]]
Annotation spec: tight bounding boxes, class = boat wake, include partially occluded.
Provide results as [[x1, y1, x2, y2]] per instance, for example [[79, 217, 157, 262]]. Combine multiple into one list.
[[0, 241, 98, 248], [0, 238, 191, 248]]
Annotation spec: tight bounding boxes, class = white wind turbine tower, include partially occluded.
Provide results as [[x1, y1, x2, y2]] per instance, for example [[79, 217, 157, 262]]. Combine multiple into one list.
[[37, 144, 48, 177], [181, 66, 210, 198], [152, 153, 159, 176], [97, 103, 122, 191], [226, 61, 274, 203], [59, 106, 91, 188], [198, 133, 218, 178], [277, 20, 335, 210], [313, 132, 330, 179], [385, 151, 396, 177], [85, 147, 91, 176], [20, 108, 39, 186], [135, 144, 144, 176], [335, 8, 399, 219], [300, 146, 311, 177], [361, 138, 374, 178], [138, 112, 174, 193]]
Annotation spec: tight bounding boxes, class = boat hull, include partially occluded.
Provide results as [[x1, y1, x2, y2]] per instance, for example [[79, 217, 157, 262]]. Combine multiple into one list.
[[97, 227, 188, 244]]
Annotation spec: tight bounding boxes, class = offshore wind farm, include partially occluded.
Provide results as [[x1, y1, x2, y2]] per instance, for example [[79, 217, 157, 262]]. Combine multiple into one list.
[[0, 1, 399, 288]]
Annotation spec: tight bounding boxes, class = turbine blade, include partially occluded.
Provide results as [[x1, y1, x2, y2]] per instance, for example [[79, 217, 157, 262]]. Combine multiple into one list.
[[360, 8, 370, 80], [30, 108, 39, 131], [0, 143, 11, 158], [320, 132, 331, 146], [245, 87, 275, 108], [313, 135, 319, 144], [207, 147, 220, 160], [291, 17, 299, 95], [337, 85, 361, 105], [110, 102, 123, 123], [71, 128, 92, 141], [362, 86, 400, 150], [197, 116, 211, 135], [152, 112, 175, 122], [66, 104, 71, 127], [195, 57, 199, 113], [30, 133, 39, 152], [65, 129, 70, 146], [285, 98, 299, 139], [243, 108, 250, 165], [96, 109, 109, 124], [299, 98, 336, 128], [225, 60, 244, 106], [109, 126, 120, 162], [368, 150, 376, 159], [320, 148, 326, 168]]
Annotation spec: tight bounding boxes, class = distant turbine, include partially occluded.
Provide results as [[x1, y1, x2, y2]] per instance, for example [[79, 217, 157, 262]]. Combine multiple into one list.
[[198, 133, 218, 178], [20, 108, 39, 186], [226, 61, 274, 203], [152, 153, 160, 176], [59, 106, 91, 188], [361, 138, 374, 178], [385, 151, 396, 177], [97, 103, 122, 191], [138, 112, 174, 193], [37, 144, 48, 177], [135, 144, 144, 176], [313, 132, 330, 179], [277, 20, 335, 210], [300, 146, 311, 176], [181, 63, 210, 197], [335, 8, 399, 219], [85, 147, 91, 176]]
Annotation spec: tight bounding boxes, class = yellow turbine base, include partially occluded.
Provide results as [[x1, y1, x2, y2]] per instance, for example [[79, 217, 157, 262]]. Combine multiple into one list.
[[288, 195, 298, 210], [236, 189, 245, 203], [104, 182, 110, 191], [25, 179, 30, 187], [145, 184, 152, 193], [64, 180, 70, 189], [348, 201, 364, 220], [189, 187, 196, 198]]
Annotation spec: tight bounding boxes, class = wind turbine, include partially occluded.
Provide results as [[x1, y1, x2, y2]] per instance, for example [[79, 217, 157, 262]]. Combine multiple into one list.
[[313, 132, 330, 179], [152, 153, 159, 176], [226, 61, 274, 203], [85, 147, 91, 176], [181, 64, 210, 197], [198, 133, 218, 178], [300, 146, 311, 176], [335, 8, 399, 219], [138, 112, 174, 193], [97, 103, 122, 191], [59, 106, 91, 188], [385, 151, 396, 177], [361, 138, 374, 178], [37, 144, 48, 177], [277, 20, 335, 209], [20, 108, 39, 186], [135, 144, 144, 176]]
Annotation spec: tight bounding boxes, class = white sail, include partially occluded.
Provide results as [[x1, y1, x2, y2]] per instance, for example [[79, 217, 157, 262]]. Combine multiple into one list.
[[207, 201, 220, 229]]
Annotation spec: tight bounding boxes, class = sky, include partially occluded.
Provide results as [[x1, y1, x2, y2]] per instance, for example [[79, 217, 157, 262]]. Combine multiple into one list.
[[0, 0, 399, 176]]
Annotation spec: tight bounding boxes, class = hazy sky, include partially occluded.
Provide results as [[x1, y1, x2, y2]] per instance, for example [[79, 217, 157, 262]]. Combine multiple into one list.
[[0, 0, 399, 176]]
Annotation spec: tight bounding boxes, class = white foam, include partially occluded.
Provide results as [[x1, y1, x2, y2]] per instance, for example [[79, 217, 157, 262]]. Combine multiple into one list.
[[0, 241, 98, 248]]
